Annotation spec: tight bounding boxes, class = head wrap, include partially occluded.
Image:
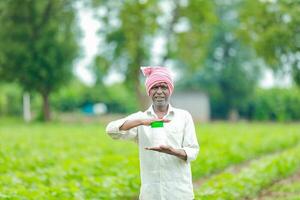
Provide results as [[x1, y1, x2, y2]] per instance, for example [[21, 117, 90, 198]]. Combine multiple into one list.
[[140, 66, 174, 96]]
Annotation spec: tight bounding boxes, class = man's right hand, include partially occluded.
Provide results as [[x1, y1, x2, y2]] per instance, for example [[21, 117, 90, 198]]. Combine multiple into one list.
[[120, 118, 170, 131], [141, 118, 171, 126]]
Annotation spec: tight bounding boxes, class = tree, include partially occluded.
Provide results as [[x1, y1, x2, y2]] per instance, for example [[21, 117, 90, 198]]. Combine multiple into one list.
[[0, 0, 80, 121], [239, 0, 300, 86], [90, 0, 160, 109], [177, 0, 261, 120], [169, 0, 217, 74]]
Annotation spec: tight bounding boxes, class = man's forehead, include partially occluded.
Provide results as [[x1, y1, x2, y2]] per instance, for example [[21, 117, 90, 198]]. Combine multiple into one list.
[[153, 82, 168, 87]]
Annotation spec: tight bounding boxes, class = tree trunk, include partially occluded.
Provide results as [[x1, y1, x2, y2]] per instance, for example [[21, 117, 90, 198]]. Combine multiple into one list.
[[42, 92, 51, 121], [135, 82, 150, 110], [228, 108, 239, 122], [23, 92, 31, 122], [162, 2, 179, 64], [129, 44, 150, 111]]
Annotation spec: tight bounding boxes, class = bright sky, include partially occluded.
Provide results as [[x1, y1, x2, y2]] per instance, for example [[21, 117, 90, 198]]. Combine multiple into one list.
[[74, 5, 292, 89], [74, 6, 98, 86]]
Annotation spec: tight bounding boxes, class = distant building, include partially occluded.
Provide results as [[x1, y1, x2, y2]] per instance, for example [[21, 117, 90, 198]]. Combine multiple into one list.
[[171, 90, 210, 122], [82, 102, 107, 115]]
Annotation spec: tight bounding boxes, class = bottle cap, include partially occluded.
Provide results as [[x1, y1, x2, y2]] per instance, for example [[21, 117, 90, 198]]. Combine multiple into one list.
[[151, 121, 164, 128]]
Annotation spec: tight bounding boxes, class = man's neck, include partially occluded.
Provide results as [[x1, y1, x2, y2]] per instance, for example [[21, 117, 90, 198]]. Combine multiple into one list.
[[153, 104, 169, 114]]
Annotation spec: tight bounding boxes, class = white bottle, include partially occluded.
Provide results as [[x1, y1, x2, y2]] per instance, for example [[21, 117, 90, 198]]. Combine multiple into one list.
[[151, 121, 166, 147]]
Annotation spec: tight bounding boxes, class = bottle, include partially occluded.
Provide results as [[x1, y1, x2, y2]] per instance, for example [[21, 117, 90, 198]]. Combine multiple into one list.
[[151, 121, 166, 147]]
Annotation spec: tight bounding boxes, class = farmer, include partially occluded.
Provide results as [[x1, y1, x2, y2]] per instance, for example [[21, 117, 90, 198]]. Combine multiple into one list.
[[106, 66, 199, 200]]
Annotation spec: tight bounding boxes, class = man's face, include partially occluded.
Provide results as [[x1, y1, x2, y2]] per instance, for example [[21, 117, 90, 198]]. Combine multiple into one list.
[[149, 82, 170, 107]]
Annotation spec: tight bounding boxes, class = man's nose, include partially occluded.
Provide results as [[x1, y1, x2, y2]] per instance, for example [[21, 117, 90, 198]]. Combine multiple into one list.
[[157, 87, 163, 93]]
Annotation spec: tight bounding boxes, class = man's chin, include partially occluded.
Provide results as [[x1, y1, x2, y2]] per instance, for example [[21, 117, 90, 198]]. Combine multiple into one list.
[[154, 101, 167, 106]]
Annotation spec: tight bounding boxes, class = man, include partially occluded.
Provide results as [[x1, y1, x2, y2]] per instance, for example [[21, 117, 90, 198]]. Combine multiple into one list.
[[106, 66, 199, 200]]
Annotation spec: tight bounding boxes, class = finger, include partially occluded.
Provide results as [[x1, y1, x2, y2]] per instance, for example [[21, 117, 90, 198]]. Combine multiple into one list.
[[152, 147, 162, 150], [146, 149, 162, 152], [151, 118, 171, 122], [147, 119, 160, 125], [145, 147, 160, 150], [151, 119, 163, 122], [159, 145, 170, 150], [142, 119, 151, 126], [151, 119, 170, 124], [145, 147, 157, 150]]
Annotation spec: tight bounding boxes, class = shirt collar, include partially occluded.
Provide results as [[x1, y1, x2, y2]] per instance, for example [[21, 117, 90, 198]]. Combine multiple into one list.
[[146, 104, 175, 118]]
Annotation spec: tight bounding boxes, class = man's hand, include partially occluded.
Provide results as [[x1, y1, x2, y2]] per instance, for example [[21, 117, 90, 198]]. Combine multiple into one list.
[[141, 118, 171, 126], [120, 118, 170, 131], [145, 145, 187, 161]]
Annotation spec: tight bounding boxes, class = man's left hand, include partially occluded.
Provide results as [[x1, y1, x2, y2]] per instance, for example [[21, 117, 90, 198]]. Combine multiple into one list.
[[145, 145, 187, 161]]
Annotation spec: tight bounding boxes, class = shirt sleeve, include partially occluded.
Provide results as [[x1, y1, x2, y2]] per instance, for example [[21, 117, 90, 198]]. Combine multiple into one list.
[[105, 112, 142, 143], [181, 111, 200, 163]]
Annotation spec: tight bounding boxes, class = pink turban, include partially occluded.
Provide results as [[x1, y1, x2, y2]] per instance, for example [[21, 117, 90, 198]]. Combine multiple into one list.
[[141, 66, 174, 96]]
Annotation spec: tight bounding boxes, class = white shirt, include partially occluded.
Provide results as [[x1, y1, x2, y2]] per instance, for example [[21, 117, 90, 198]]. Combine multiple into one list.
[[106, 104, 199, 200]]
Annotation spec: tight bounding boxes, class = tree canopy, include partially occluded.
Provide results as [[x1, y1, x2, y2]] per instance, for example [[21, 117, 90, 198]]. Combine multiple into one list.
[[239, 0, 300, 85], [0, 0, 80, 120]]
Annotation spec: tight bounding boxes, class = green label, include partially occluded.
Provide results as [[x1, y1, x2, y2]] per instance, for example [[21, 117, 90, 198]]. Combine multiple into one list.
[[151, 121, 164, 128]]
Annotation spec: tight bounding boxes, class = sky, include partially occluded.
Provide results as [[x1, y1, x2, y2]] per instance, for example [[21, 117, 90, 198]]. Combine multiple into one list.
[[74, 6, 98, 86], [74, 5, 292, 89]]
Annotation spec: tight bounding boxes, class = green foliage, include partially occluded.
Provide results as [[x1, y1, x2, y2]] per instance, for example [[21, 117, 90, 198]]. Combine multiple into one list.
[[241, 88, 300, 121], [176, 0, 261, 119], [0, 122, 139, 199], [262, 173, 300, 199], [192, 123, 300, 179], [0, 83, 45, 119], [51, 80, 138, 113], [104, 83, 139, 113], [51, 80, 91, 112], [0, 84, 22, 116], [195, 144, 300, 199], [0, 0, 80, 120], [239, 0, 300, 86], [1, 122, 300, 199], [171, 0, 217, 72]]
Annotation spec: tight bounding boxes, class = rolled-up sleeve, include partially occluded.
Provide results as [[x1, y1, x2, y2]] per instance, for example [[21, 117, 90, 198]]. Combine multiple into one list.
[[105, 112, 142, 142], [181, 112, 199, 163]]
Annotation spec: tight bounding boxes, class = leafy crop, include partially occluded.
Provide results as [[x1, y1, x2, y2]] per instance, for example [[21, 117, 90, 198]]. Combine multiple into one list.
[[195, 144, 300, 199], [0, 122, 300, 199]]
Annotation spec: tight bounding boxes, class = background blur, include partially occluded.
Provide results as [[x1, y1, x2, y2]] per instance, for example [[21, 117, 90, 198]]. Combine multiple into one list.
[[1, 0, 300, 122], [1, 1, 300, 199]]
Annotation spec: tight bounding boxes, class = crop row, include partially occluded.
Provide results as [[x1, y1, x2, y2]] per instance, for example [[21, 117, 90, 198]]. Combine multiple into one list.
[[195, 143, 300, 199], [192, 123, 300, 178], [253, 170, 300, 200]]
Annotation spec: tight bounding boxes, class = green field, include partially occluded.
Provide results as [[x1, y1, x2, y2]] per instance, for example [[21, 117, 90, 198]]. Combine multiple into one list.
[[254, 170, 300, 200], [1, 120, 300, 199]]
